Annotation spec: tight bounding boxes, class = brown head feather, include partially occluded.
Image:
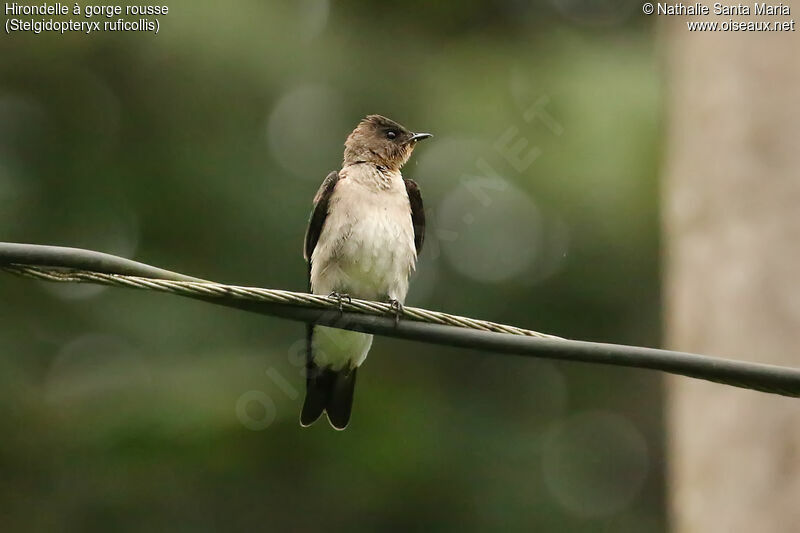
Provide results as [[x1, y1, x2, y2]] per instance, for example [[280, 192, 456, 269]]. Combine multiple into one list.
[[343, 115, 421, 170]]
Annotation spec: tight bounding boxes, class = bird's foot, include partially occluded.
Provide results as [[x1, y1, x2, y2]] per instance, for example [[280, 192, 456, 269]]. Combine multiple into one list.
[[327, 292, 351, 312], [388, 299, 404, 325]]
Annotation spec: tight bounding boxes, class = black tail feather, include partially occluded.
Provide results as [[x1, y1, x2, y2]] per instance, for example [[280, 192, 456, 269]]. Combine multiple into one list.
[[300, 364, 331, 427], [326, 368, 357, 430], [300, 323, 327, 427]]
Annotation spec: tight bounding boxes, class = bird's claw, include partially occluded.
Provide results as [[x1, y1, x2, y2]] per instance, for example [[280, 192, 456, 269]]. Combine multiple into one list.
[[328, 292, 351, 312], [388, 299, 404, 325]]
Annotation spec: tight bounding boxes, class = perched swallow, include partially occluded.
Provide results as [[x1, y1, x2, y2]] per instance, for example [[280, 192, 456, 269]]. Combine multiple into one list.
[[301, 115, 432, 429]]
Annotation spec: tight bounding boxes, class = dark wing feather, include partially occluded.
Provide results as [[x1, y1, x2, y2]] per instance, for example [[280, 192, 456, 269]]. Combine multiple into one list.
[[404, 179, 425, 254], [304, 171, 340, 265]]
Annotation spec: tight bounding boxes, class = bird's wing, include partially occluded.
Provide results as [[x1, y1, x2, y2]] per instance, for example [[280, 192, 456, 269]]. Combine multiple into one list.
[[302, 170, 348, 429], [404, 178, 425, 254], [303, 171, 341, 266]]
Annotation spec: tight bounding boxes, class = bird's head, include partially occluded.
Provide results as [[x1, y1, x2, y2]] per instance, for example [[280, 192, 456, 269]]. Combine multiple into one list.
[[343, 115, 432, 171]]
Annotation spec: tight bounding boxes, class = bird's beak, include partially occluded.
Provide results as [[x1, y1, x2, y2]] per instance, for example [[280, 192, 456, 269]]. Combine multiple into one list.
[[408, 132, 433, 143]]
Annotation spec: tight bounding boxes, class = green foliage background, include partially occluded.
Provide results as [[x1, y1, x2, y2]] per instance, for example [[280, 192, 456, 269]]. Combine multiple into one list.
[[0, 1, 662, 531]]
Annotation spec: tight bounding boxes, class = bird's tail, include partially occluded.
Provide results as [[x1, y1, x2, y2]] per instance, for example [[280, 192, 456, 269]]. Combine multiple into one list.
[[300, 364, 357, 430], [300, 324, 358, 430]]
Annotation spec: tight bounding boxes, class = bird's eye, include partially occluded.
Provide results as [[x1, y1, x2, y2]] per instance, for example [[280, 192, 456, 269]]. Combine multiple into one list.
[[386, 131, 397, 140]]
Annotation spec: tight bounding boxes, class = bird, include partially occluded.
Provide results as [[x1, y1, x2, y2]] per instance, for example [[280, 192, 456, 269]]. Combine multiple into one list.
[[300, 114, 432, 430]]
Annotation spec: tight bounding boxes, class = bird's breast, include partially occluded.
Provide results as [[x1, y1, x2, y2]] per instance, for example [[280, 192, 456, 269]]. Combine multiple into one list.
[[310, 178, 416, 302]]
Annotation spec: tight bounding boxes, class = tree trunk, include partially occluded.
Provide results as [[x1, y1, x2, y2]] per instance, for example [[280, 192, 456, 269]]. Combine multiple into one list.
[[664, 18, 800, 533]]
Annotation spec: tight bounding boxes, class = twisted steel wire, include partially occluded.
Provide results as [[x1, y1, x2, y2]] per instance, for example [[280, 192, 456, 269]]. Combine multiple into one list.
[[3, 264, 560, 339]]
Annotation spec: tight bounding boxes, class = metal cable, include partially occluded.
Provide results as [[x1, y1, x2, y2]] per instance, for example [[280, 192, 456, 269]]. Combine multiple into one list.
[[4, 264, 558, 339], [2, 242, 799, 398]]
